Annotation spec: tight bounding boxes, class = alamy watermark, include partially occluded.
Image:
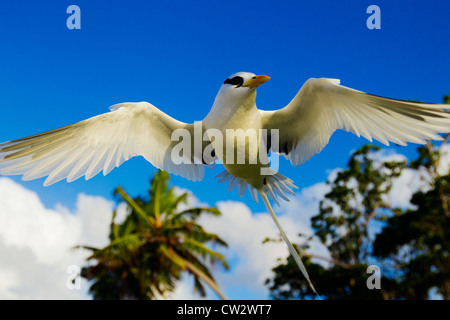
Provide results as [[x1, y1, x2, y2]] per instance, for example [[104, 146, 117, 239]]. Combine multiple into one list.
[[366, 265, 381, 290], [66, 265, 81, 290], [367, 5, 381, 30], [65, 5, 382, 33], [170, 122, 280, 175], [67, 5, 81, 30]]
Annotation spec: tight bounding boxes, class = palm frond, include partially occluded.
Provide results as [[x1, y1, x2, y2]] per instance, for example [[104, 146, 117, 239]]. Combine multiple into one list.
[[88, 234, 142, 261], [115, 186, 155, 228], [183, 238, 229, 269], [78, 170, 228, 300], [160, 245, 227, 300]]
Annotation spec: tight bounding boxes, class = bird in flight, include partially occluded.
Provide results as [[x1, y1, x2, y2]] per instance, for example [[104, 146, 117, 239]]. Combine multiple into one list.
[[1, 72, 449, 297]]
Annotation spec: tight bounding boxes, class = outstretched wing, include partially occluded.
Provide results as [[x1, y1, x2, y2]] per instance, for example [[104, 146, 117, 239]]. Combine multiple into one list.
[[261, 78, 450, 165], [0, 102, 214, 185]]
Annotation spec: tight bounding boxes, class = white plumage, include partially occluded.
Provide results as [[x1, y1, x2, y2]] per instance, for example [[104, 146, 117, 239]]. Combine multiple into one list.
[[263, 78, 449, 166], [0, 102, 207, 185], [1, 72, 449, 297]]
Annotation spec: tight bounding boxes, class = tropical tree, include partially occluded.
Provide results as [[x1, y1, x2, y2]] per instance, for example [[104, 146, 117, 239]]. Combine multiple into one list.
[[373, 138, 450, 299], [265, 96, 449, 300], [266, 138, 449, 300], [265, 144, 405, 300], [77, 170, 229, 300]]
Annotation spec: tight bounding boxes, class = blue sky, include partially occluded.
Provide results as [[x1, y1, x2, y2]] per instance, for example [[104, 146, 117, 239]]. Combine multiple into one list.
[[0, 1, 449, 299]]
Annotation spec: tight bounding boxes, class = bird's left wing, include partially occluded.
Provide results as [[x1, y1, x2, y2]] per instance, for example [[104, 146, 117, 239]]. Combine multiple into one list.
[[0, 102, 213, 185], [261, 78, 450, 165]]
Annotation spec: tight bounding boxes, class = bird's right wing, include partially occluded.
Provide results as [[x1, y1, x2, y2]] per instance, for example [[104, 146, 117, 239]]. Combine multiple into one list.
[[262, 78, 450, 165], [0, 102, 214, 186]]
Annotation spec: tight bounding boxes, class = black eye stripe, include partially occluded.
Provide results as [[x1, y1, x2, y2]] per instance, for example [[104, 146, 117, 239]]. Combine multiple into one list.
[[223, 76, 244, 87]]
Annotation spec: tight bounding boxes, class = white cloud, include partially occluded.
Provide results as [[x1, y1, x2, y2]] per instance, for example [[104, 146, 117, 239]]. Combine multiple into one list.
[[376, 144, 449, 209], [437, 143, 450, 176], [1, 177, 298, 300], [207, 201, 289, 288], [387, 167, 430, 208], [167, 275, 209, 300], [170, 182, 331, 300], [167, 199, 294, 299], [326, 145, 449, 211], [1, 144, 447, 299], [0, 177, 115, 299]]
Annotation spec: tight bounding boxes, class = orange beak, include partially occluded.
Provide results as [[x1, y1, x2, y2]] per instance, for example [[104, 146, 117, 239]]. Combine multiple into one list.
[[242, 75, 271, 88]]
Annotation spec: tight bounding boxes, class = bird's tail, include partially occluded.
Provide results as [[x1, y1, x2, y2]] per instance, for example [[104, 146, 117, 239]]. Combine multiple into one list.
[[216, 168, 298, 204], [260, 191, 321, 299]]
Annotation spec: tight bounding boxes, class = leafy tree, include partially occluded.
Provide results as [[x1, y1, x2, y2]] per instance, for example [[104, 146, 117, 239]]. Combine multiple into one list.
[[266, 137, 449, 299], [77, 170, 229, 300], [373, 139, 450, 299], [266, 145, 405, 300]]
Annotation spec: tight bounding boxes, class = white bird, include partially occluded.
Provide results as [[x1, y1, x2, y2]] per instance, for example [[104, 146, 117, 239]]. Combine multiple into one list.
[[1, 72, 449, 297]]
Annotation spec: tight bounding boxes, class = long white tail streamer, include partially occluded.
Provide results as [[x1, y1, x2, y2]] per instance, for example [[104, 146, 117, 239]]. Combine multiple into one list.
[[260, 191, 321, 299]]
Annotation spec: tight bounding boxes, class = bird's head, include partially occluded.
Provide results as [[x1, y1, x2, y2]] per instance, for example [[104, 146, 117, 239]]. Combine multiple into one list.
[[206, 72, 271, 120], [218, 72, 271, 101]]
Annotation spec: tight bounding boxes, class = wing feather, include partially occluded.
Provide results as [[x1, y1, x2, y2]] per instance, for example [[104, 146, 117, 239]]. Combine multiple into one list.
[[262, 78, 450, 165], [0, 102, 212, 185]]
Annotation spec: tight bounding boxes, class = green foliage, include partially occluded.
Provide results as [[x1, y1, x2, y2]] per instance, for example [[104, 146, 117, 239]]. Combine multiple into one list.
[[312, 145, 405, 265], [266, 137, 450, 300], [444, 95, 450, 105], [77, 170, 229, 300], [373, 172, 450, 299]]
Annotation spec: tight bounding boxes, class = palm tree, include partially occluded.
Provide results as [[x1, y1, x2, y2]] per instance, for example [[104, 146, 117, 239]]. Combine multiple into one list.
[[77, 170, 229, 299]]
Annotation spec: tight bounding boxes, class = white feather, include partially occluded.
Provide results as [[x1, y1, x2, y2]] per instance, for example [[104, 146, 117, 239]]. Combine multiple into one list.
[[262, 78, 450, 165], [0, 102, 209, 184]]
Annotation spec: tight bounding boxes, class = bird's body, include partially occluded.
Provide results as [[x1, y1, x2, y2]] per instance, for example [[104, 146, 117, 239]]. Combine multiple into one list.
[[204, 84, 268, 189], [1, 71, 449, 298]]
